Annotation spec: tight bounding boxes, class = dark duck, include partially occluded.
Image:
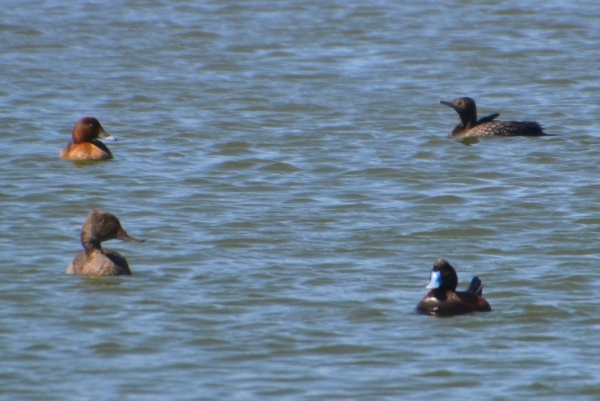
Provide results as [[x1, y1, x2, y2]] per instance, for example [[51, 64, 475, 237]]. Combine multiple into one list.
[[66, 210, 144, 276], [416, 258, 491, 316], [439, 97, 546, 138]]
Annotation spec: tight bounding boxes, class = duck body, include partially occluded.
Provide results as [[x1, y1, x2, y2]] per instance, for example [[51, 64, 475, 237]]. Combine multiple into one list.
[[60, 140, 113, 161], [440, 97, 546, 138], [66, 210, 144, 276], [67, 248, 132, 276], [416, 259, 491, 316], [60, 117, 115, 160]]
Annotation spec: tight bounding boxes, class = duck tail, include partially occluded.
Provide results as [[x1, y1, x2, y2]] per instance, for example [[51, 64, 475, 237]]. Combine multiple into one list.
[[466, 276, 483, 295]]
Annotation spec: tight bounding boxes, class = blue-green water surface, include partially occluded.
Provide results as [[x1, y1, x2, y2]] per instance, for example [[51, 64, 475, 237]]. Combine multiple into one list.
[[2, 1, 600, 399]]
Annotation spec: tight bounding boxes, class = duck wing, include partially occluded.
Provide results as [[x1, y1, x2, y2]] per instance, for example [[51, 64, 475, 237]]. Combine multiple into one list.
[[477, 113, 500, 124]]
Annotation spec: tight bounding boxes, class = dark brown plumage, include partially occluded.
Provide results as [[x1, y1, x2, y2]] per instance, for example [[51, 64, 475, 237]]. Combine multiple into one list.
[[416, 259, 491, 316], [439, 97, 546, 138]]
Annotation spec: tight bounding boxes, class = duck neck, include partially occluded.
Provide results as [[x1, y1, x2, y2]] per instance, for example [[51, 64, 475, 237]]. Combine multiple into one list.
[[81, 237, 102, 256], [460, 111, 478, 130], [432, 288, 448, 301]]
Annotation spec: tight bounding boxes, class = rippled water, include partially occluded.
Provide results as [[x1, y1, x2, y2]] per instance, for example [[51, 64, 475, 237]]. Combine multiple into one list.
[[2, 0, 600, 399]]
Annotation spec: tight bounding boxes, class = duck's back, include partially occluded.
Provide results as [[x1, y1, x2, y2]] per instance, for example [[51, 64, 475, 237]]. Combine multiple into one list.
[[456, 120, 545, 138], [66, 249, 131, 276]]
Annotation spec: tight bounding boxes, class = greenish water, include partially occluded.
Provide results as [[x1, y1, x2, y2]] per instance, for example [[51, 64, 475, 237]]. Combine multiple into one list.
[[2, 0, 600, 399]]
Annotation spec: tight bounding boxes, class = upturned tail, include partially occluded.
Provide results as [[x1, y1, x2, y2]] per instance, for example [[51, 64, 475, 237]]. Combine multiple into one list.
[[466, 276, 483, 296]]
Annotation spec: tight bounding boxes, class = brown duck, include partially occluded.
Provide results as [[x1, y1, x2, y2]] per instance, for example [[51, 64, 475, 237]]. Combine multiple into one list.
[[60, 117, 116, 160], [66, 210, 144, 276]]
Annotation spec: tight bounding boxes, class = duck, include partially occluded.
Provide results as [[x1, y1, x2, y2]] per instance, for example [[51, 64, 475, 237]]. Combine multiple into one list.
[[60, 117, 116, 160], [439, 97, 546, 138], [66, 210, 144, 276], [416, 258, 491, 316]]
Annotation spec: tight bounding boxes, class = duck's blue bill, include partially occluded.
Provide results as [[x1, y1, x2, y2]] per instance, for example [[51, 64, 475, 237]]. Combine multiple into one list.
[[426, 271, 441, 289]]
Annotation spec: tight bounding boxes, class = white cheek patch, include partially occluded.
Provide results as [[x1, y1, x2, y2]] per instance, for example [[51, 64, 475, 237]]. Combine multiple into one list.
[[426, 271, 442, 289]]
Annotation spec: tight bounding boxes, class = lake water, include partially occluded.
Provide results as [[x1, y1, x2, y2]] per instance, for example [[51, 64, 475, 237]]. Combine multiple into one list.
[[2, 0, 600, 399]]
